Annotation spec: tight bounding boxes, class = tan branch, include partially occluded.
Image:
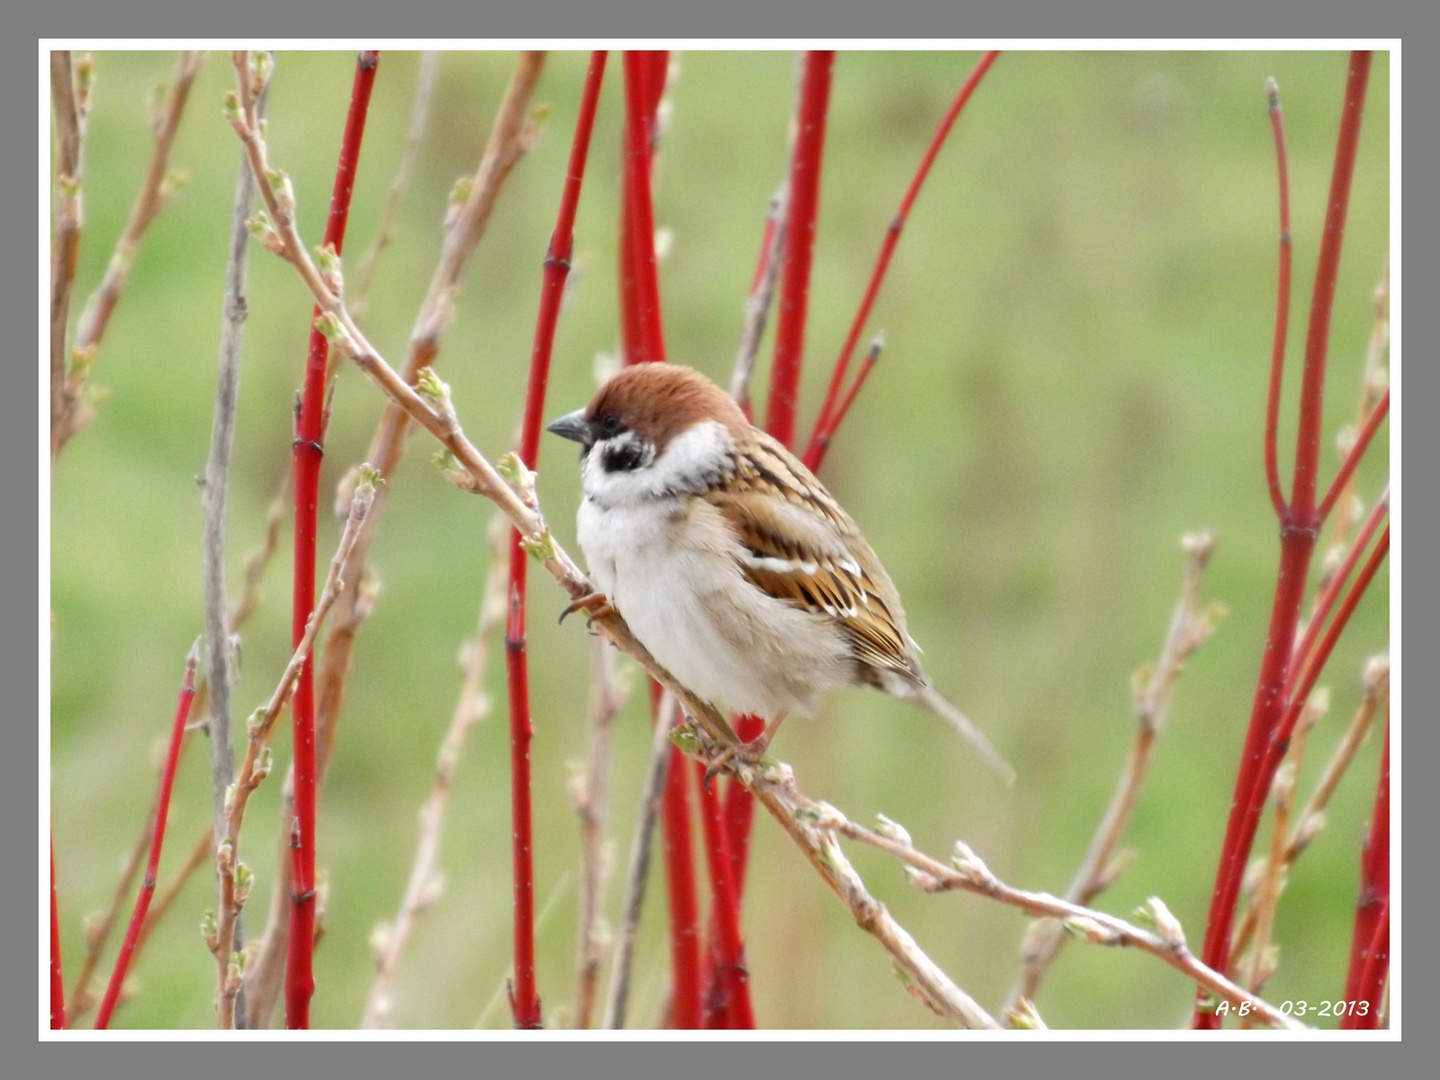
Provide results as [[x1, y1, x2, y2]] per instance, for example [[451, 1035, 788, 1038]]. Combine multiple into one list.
[[50, 51, 88, 460], [827, 810, 1302, 1030], [209, 470, 376, 1028], [571, 636, 629, 1029], [1007, 532, 1223, 1012]]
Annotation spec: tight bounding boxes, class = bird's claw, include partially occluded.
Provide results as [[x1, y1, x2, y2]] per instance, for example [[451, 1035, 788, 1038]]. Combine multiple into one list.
[[558, 591, 614, 627], [702, 734, 773, 789]]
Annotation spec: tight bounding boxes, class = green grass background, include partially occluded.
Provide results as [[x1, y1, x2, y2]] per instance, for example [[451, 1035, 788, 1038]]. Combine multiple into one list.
[[50, 49, 1390, 1030]]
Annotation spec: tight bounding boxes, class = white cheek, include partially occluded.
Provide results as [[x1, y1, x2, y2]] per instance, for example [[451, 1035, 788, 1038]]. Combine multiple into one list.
[[580, 420, 735, 508]]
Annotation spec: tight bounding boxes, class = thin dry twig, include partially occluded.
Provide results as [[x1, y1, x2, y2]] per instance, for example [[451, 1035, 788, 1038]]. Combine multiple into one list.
[[208, 470, 376, 1028], [819, 807, 1301, 1030], [1006, 532, 1223, 1012], [571, 635, 630, 1029], [728, 180, 790, 411], [360, 514, 509, 1028], [73, 53, 204, 351], [352, 51, 440, 314], [56, 52, 203, 458], [601, 691, 679, 1030], [1241, 690, 1327, 1010], [1320, 253, 1390, 576], [50, 51, 89, 461], [201, 108, 262, 1026]]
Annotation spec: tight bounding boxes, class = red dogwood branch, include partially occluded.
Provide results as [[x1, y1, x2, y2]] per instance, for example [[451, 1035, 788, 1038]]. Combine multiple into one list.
[[617, 51, 712, 1029], [51, 834, 65, 1030], [1194, 51, 1373, 1027], [804, 50, 999, 471], [504, 50, 608, 1030], [94, 639, 199, 1030], [1340, 714, 1389, 1029], [695, 762, 755, 1029], [765, 50, 833, 450], [1262, 77, 1294, 519], [285, 49, 378, 1030]]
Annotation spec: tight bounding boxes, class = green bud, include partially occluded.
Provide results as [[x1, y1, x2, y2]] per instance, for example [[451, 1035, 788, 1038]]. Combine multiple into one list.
[[496, 452, 535, 492], [668, 724, 701, 757], [200, 909, 218, 945], [313, 312, 345, 343], [222, 91, 243, 126], [415, 366, 451, 404], [233, 862, 255, 906], [518, 527, 557, 563], [447, 175, 472, 208]]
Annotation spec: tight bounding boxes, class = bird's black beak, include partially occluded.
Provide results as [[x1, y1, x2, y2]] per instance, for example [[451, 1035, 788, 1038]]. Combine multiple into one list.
[[546, 409, 593, 446]]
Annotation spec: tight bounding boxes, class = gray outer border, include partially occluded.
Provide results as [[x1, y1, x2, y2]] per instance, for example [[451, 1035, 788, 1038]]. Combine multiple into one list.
[[20, 1, 1429, 1077]]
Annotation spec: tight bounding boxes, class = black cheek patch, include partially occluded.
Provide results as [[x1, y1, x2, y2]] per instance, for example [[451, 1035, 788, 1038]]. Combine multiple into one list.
[[601, 439, 647, 473]]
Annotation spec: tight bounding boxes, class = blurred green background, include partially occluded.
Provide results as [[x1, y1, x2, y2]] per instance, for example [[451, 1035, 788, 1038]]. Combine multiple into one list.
[[49, 50, 1390, 1030]]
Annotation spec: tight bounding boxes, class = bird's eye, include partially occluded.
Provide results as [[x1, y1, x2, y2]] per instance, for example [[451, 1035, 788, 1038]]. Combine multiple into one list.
[[600, 413, 621, 436]]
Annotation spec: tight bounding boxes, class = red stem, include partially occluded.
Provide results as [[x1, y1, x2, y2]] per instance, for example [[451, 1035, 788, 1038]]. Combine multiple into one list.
[[286, 50, 378, 1030], [695, 763, 755, 1029], [661, 742, 703, 1028], [764, 50, 834, 449], [1317, 387, 1389, 521], [1285, 488, 1388, 700], [503, 50, 608, 1030], [50, 833, 65, 1030], [1341, 715, 1389, 1028], [807, 335, 883, 471], [1194, 52, 1372, 1028], [616, 51, 704, 1028], [620, 52, 669, 366], [802, 50, 999, 471], [1263, 78, 1294, 520], [1288, 51, 1373, 526], [94, 641, 199, 1030]]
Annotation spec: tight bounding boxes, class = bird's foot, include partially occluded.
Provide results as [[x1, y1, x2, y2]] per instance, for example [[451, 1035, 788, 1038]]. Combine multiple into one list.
[[558, 590, 614, 627]]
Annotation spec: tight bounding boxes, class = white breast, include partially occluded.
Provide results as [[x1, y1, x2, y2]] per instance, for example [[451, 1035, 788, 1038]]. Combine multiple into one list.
[[576, 480, 853, 721]]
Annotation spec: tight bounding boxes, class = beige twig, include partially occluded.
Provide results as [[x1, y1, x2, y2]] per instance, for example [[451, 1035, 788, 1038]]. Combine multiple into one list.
[[54, 52, 202, 459], [1006, 532, 1223, 1013], [571, 635, 629, 1029], [49, 51, 88, 461], [825, 809, 1301, 1030], [729, 180, 790, 411], [352, 51, 440, 315], [73, 53, 204, 356], [1229, 658, 1389, 967], [209, 469, 376, 1028], [360, 514, 509, 1028], [601, 692, 679, 1030], [1320, 251, 1389, 581], [1241, 690, 1327, 1015]]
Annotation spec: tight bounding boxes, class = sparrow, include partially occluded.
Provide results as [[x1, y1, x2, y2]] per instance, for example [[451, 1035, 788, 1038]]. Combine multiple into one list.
[[546, 363, 1012, 782]]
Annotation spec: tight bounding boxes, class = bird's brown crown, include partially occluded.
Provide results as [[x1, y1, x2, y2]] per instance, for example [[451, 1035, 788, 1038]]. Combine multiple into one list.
[[585, 364, 749, 451]]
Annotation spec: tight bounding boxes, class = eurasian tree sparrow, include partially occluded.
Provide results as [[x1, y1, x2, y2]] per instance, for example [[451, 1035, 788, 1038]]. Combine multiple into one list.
[[547, 363, 1012, 782]]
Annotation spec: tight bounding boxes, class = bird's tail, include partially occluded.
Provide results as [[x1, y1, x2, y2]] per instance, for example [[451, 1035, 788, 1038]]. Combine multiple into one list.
[[911, 682, 1016, 787]]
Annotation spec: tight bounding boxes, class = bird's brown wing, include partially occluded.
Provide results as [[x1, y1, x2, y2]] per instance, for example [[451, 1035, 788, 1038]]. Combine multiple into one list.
[[702, 432, 923, 688]]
